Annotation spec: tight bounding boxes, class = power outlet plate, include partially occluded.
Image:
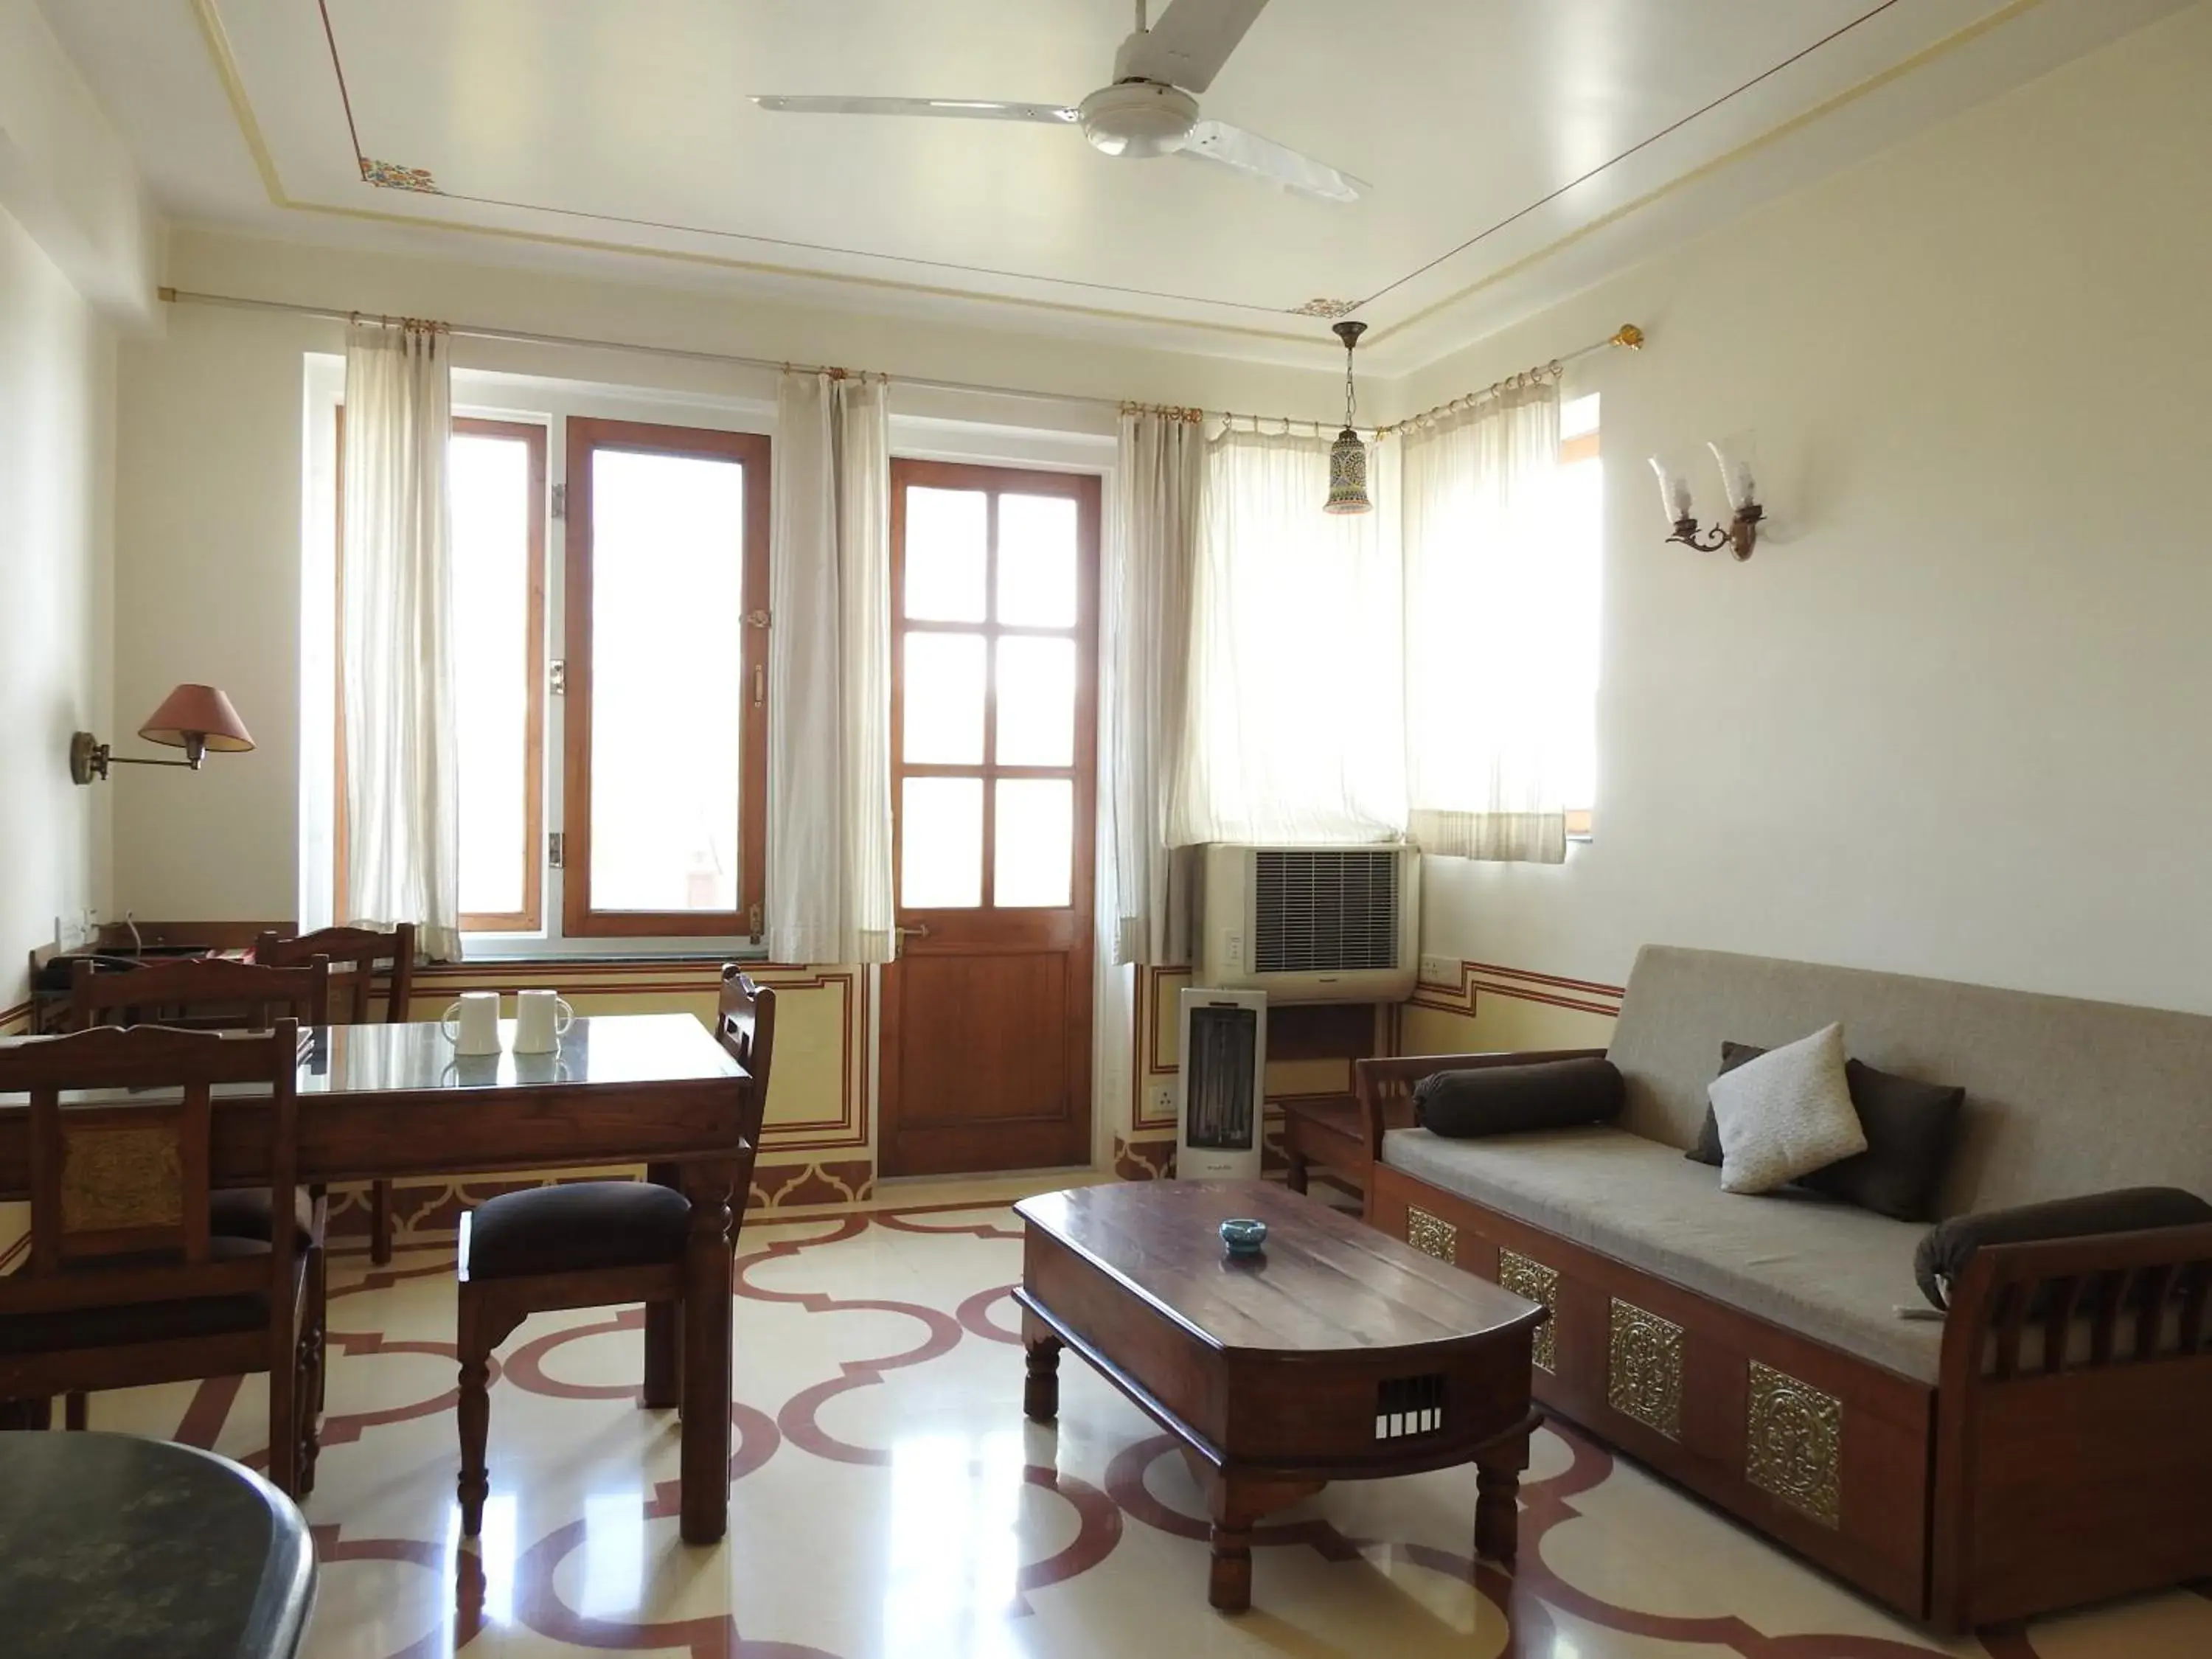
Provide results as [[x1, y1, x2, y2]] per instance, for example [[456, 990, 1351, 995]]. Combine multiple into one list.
[[1419, 954, 1458, 986], [1152, 1085, 1176, 1118]]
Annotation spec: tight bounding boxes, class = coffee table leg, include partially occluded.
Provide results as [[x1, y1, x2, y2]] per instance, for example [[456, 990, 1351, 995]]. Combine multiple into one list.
[[1475, 1431, 1531, 1564], [1199, 1470, 1323, 1613], [1021, 1313, 1062, 1423]]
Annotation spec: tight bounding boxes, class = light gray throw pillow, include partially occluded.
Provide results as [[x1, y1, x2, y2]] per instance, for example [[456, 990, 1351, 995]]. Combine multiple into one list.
[[1706, 1023, 1868, 1194]]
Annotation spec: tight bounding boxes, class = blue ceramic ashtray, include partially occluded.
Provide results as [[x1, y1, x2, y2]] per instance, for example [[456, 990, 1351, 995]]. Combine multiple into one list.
[[1220, 1217, 1268, 1257]]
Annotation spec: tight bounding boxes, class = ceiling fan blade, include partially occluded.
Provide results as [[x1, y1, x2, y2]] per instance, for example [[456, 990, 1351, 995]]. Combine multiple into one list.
[[1180, 121, 1365, 204], [1119, 0, 1270, 94], [751, 95, 1079, 124]]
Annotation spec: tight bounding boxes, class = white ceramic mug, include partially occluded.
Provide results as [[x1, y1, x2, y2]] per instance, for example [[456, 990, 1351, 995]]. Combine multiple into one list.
[[512, 989, 575, 1054], [441, 990, 501, 1056]]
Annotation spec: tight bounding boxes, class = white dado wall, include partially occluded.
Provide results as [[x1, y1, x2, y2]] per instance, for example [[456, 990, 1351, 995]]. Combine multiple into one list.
[[1413, 3, 2212, 1017], [0, 204, 114, 1020]]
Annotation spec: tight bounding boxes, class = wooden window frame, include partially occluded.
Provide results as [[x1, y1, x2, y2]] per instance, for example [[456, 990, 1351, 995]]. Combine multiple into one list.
[[561, 417, 771, 940], [335, 414, 549, 934], [888, 459, 1100, 928]]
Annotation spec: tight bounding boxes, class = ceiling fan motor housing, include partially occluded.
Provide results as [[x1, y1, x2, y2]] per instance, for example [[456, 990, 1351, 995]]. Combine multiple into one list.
[[1079, 80, 1201, 157]]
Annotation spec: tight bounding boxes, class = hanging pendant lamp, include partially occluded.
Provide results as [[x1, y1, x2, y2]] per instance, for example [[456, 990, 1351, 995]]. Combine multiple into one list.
[[1324, 319, 1372, 515]]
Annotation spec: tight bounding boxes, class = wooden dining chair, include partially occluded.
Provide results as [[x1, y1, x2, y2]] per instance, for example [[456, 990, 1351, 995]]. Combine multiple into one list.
[[62, 954, 333, 1433], [453, 967, 775, 1536], [256, 925, 417, 1265], [0, 1022, 321, 1498]]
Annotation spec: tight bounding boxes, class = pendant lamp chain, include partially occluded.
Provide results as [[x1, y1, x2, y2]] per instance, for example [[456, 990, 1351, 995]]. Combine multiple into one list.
[[1325, 319, 1373, 515]]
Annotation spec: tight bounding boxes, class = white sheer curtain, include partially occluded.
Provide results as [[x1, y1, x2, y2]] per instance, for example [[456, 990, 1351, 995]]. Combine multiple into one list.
[[341, 321, 461, 959], [1106, 411, 1203, 964], [1402, 376, 1570, 861], [766, 371, 895, 964], [1169, 424, 1405, 846]]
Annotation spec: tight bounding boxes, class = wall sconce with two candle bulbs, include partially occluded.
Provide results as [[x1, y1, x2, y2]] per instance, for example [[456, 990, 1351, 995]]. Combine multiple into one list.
[[1650, 435, 1765, 560]]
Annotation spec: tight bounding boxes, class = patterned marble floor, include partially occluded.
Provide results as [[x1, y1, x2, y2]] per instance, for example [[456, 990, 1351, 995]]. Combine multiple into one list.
[[75, 1191, 2212, 1659]]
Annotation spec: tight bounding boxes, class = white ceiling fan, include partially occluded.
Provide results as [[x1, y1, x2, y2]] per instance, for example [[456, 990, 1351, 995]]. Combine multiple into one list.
[[751, 0, 1365, 204]]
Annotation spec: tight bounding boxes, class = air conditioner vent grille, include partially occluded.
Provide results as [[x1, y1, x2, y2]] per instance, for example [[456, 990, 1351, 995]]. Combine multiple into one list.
[[1252, 849, 1401, 975]]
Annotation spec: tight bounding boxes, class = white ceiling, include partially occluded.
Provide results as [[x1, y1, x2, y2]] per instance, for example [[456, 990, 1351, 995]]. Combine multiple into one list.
[[39, 0, 2191, 369]]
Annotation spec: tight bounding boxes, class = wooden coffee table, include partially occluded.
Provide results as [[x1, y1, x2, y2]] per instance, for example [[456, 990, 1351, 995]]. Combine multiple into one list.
[[1014, 1179, 1545, 1612]]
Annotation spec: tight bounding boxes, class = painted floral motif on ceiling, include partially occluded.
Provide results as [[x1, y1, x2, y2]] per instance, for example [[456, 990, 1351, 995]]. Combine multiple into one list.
[[359, 158, 440, 193]]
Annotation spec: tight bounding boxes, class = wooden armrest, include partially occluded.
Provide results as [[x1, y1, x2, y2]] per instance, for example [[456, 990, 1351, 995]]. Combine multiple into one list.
[[1941, 1221, 2212, 1383], [1353, 1047, 1609, 1161]]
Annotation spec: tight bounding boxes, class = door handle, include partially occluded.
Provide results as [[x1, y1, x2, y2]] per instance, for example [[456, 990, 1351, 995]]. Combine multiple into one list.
[[893, 922, 931, 959]]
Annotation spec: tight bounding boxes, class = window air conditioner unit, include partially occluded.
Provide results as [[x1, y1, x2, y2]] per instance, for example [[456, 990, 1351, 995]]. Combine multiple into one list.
[[1197, 843, 1419, 1005], [1177, 987, 1266, 1182]]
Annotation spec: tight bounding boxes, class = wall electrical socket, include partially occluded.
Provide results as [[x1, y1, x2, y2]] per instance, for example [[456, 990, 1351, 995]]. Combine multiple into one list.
[[1151, 1085, 1177, 1118], [1419, 954, 1458, 986]]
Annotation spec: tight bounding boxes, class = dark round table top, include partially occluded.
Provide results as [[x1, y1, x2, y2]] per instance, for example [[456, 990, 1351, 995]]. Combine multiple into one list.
[[0, 1431, 315, 1659]]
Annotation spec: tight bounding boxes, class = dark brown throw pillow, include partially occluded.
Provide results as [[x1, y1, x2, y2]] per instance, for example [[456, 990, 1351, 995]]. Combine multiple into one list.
[[1688, 1042, 1966, 1222], [1415, 1057, 1624, 1139], [1913, 1188, 2212, 1310]]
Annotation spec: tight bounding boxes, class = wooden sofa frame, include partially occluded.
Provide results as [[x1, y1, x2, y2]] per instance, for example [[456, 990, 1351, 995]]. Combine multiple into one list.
[[1357, 1048, 2212, 1631]]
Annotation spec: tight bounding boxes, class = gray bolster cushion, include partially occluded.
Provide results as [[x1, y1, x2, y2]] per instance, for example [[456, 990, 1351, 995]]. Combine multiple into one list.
[[1913, 1186, 2212, 1311], [1414, 1057, 1624, 1139]]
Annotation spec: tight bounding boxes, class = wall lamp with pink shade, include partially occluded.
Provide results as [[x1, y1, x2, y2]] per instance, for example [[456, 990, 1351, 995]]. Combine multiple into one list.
[[71, 684, 256, 784]]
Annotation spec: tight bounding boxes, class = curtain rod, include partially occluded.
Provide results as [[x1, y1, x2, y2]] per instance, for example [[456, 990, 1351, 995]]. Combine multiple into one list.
[[157, 286, 1641, 431]]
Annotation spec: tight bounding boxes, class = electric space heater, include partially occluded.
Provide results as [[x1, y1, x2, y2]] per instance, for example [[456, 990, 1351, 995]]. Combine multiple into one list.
[[1175, 987, 1267, 1182]]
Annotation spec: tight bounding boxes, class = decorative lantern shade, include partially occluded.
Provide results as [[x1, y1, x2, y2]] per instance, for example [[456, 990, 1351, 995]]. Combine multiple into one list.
[[1321, 317, 1373, 515], [138, 684, 256, 762], [1326, 425, 1372, 515]]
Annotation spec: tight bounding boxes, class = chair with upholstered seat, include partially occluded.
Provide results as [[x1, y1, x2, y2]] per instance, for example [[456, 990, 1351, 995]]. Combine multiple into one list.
[[0, 1022, 320, 1496], [256, 925, 417, 1264], [62, 954, 333, 1437], [453, 967, 774, 1535]]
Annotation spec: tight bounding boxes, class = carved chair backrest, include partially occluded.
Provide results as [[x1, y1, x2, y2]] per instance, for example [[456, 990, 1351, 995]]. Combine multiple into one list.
[[256, 923, 417, 1025], [69, 956, 332, 1034], [712, 967, 776, 1152], [0, 1021, 300, 1315]]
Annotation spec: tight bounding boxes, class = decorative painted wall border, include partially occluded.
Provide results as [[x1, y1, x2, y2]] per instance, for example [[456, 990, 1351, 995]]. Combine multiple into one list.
[[323, 1157, 878, 1249], [1408, 959, 1626, 1020]]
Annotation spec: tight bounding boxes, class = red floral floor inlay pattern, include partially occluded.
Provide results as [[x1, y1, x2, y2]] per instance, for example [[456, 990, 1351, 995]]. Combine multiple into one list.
[[74, 1202, 2212, 1658]]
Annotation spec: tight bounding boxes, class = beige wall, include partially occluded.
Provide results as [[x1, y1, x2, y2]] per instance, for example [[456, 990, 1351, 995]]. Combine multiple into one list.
[[0, 204, 114, 1023], [1413, 2, 2212, 1018]]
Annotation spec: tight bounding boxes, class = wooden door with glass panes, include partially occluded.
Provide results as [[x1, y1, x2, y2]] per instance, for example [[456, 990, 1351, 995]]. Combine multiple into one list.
[[879, 461, 1099, 1176]]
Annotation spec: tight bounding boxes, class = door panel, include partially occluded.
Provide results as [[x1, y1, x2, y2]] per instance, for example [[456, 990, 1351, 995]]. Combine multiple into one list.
[[879, 460, 1099, 1177]]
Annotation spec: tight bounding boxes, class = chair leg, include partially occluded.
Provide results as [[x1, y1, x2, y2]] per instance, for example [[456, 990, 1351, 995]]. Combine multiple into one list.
[[64, 1392, 88, 1431], [643, 1300, 682, 1410], [371, 1179, 394, 1267], [267, 1329, 300, 1499], [311, 1242, 330, 1414], [456, 1287, 494, 1537], [299, 1256, 326, 1498]]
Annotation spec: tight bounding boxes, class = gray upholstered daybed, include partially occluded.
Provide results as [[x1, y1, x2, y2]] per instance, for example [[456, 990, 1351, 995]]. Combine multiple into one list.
[[1357, 945, 2212, 1630]]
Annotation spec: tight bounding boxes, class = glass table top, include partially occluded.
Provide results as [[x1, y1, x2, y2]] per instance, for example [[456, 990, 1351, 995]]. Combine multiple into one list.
[[0, 1013, 745, 1105]]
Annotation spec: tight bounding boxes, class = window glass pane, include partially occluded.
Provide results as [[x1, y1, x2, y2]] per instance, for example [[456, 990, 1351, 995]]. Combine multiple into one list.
[[451, 433, 533, 917], [996, 493, 1077, 626], [904, 487, 987, 622], [993, 779, 1072, 908], [901, 777, 983, 908], [902, 632, 986, 765], [588, 448, 745, 912], [994, 636, 1076, 767]]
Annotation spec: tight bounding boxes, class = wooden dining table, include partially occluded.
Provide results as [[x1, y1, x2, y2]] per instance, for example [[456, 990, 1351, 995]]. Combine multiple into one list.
[[0, 1012, 753, 1545]]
